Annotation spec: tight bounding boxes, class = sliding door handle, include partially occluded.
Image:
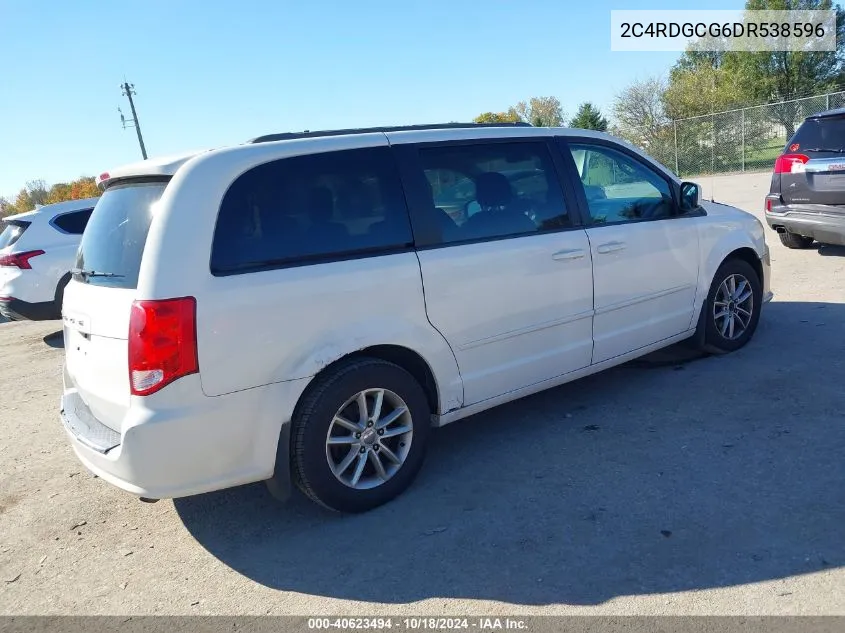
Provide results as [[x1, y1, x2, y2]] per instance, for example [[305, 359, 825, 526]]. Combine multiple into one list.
[[552, 248, 586, 261], [596, 241, 627, 254]]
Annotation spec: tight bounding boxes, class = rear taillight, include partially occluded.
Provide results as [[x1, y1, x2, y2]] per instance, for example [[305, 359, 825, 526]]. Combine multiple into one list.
[[773, 153, 809, 174], [128, 297, 198, 396], [0, 250, 45, 269]]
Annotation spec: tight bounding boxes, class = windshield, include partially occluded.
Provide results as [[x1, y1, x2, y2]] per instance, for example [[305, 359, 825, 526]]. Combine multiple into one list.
[[790, 117, 845, 151], [0, 220, 29, 250], [74, 180, 167, 288]]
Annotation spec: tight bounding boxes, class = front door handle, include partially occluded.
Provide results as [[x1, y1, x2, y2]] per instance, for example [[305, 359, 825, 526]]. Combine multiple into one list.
[[596, 241, 627, 254], [552, 248, 586, 261]]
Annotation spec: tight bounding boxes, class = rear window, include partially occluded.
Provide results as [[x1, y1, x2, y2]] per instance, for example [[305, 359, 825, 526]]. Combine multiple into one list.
[[52, 208, 94, 234], [74, 181, 167, 288], [790, 116, 845, 151], [211, 147, 412, 274], [0, 220, 29, 250]]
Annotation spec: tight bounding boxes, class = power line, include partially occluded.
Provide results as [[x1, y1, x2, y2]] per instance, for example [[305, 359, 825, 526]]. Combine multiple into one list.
[[119, 81, 148, 160]]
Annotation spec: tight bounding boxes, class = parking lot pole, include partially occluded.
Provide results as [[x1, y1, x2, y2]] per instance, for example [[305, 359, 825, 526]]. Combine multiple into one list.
[[741, 109, 745, 172]]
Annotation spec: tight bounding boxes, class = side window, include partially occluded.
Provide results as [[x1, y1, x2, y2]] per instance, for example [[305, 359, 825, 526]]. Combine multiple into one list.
[[211, 147, 412, 274], [53, 209, 94, 234], [568, 144, 674, 224], [416, 141, 571, 245]]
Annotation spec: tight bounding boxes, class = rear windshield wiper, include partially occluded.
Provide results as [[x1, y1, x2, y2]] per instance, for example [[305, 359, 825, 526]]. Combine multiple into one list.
[[71, 268, 125, 279], [802, 148, 845, 153]]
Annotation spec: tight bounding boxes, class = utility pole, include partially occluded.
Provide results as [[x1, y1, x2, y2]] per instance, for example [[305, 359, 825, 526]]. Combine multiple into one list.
[[119, 81, 148, 159]]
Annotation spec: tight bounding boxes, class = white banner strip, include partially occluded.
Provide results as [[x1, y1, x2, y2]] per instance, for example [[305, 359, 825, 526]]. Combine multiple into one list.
[[610, 9, 836, 52]]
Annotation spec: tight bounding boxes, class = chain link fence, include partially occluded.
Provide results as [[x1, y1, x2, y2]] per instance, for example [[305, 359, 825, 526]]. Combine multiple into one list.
[[624, 90, 845, 178]]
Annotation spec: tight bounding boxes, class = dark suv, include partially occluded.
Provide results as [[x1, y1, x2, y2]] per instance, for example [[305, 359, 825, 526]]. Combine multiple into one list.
[[765, 108, 845, 249]]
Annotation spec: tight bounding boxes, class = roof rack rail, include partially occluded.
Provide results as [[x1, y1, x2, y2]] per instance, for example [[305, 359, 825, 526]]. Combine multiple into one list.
[[247, 122, 533, 144]]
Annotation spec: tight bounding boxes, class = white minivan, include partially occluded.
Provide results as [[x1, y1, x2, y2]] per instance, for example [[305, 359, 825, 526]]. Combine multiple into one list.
[[61, 124, 772, 512]]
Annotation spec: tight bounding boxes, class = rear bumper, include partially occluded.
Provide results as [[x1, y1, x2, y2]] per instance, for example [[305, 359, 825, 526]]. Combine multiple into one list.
[[0, 297, 59, 321], [765, 205, 845, 246], [60, 371, 310, 500]]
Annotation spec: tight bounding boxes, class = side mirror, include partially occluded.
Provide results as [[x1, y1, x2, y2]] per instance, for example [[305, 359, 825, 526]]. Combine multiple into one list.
[[680, 181, 701, 211]]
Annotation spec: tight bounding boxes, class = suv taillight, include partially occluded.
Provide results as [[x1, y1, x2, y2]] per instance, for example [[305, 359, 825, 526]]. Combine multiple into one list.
[[128, 297, 198, 396], [0, 250, 45, 269], [773, 153, 809, 174]]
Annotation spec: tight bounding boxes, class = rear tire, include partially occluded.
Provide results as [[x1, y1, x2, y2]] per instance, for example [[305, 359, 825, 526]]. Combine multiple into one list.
[[700, 258, 762, 355], [290, 357, 431, 513], [778, 231, 814, 249]]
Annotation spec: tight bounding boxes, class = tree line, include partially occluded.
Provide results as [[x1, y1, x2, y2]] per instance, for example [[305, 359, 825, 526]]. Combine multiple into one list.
[[473, 0, 845, 174], [1, 177, 100, 219], [474, 97, 609, 131], [615, 0, 845, 140], [609, 0, 845, 173]]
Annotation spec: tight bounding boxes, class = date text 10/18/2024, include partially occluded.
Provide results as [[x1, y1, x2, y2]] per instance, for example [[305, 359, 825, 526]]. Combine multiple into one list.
[[307, 618, 528, 631]]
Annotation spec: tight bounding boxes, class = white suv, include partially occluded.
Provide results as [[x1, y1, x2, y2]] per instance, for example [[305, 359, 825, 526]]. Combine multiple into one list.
[[60, 124, 772, 512], [0, 197, 98, 321]]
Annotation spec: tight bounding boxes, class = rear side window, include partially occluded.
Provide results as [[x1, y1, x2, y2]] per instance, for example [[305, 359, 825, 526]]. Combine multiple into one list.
[[52, 208, 93, 234], [74, 181, 167, 288], [790, 117, 845, 150], [0, 220, 29, 249], [211, 147, 412, 274]]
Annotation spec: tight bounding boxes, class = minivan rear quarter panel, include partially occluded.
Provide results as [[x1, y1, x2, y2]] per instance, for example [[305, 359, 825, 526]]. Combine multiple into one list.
[[195, 254, 462, 402]]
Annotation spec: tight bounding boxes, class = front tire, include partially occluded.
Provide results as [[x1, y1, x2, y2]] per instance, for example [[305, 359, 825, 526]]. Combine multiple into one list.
[[778, 231, 814, 249], [289, 357, 431, 513], [700, 258, 762, 354]]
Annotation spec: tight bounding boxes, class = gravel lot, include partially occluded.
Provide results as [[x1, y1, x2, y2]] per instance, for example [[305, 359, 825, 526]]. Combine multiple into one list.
[[1, 171, 843, 616]]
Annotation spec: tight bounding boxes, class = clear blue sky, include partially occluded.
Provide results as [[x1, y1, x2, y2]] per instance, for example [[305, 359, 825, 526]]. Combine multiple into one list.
[[0, 0, 743, 199]]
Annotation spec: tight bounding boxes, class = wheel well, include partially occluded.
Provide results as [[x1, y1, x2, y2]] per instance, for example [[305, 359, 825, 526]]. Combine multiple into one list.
[[348, 345, 440, 415], [302, 345, 441, 416], [724, 247, 763, 285]]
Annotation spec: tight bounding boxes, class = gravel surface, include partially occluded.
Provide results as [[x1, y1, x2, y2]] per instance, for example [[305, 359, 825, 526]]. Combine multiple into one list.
[[0, 171, 843, 615]]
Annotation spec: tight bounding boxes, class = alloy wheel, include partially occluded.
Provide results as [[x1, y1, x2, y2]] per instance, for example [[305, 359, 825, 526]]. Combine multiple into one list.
[[713, 273, 754, 341], [325, 388, 414, 489]]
